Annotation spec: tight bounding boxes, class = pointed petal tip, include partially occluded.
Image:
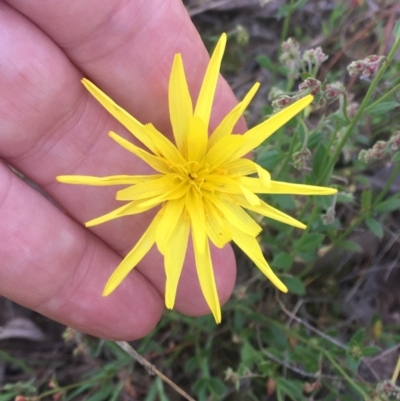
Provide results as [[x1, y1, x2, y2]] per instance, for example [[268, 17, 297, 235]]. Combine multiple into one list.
[[103, 278, 119, 297], [102, 287, 112, 297], [280, 285, 289, 293], [212, 309, 222, 324], [274, 280, 288, 293]]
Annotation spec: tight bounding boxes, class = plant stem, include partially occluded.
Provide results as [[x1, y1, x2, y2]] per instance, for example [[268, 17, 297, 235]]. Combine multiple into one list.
[[364, 81, 400, 114], [391, 355, 400, 383], [280, 0, 295, 42], [115, 341, 196, 401], [319, 35, 400, 185], [323, 352, 369, 399]]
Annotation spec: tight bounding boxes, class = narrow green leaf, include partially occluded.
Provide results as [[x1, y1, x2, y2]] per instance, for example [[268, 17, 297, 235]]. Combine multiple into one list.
[[363, 346, 381, 356], [312, 144, 327, 178], [366, 217, 383, 239], [299, 72, 313, 80], [361, 189, 372, 211], [337, 240, 363, 253], [275, 378, 306, 401], [392, 152, 400, 163], [337, 192, 354, 204], [350, 328, 365, 345], [375, 196, 400, 213], [367, 101, 400, 115], [394, 20, 400, 38]]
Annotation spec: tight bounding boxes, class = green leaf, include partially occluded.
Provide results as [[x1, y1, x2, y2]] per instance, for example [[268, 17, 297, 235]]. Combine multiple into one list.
[[367, 101, 400, 115], [361, 189, 372, 210], [392, 152, 400, 163], [256, 149, 286, 170], [295, 233, 325, 252], [299, 72, 313, 80], [273, 252, 294, 271], [394, 20, 400, 38], [207, 378, 227, 396], [337, 192, 354, 204], [329, 112, 348, 125], [241, 341, 262, 367], [375, 196, 400, 213], [308, 130, 325, 149], [275, 378, 306, 401], [255, 55, 281, 73], [314, 194, 334, 209], [282, 276, 306, 296], [336, 240, 363, 253], [192, 378, 209, 395], [0, 395, 18, 401], [363, 346, 381, 356], [366, 217, 383, 239], [350, 328, 365, 345], [312, 143, 327, 178], [346, 354, 360, 372]]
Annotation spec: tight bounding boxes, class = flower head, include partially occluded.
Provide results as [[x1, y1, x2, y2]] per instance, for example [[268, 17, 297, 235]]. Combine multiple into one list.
[[57, 34, 337, 323]]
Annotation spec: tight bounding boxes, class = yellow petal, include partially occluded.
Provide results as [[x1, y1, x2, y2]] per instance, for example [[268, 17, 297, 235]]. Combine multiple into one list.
[[156, 197, 186, 255], [109, 132, 170, 174], [169, 54, 193, 155], [164, 217, 190, 309], [205, 135, 246, 168], [255, 165, 271, 187], [236, 196, 306, 229], [238, 177, 337, 195], [218, 159, 271, 186], [231, 228, 288, 293], [187, 116, 208, 162], [204, 198, 232, 248], [82, 79, 157, 154], [208, 82, 260, 148], [202, 174, 241, 194], [102, 209, 163, 296], [137, 180, 188, 209], [193, 236, 221, 323], [219, 159, 258, 176], [116, 174, 175, 201], [239, 184, 261, 206], [205, 192, 261, 237], [194, 33, 227, 129], [186, 189, 206, 254], [202, 174, 260, 206], [229, 95, 314, 161], [56, 175, 158, 186], [144, 124, 187, 165], [85, 200, 158, 228]]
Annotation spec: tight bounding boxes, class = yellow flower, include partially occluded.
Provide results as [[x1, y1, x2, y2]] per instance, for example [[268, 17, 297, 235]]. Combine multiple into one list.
[[57, 34, 337, 323]]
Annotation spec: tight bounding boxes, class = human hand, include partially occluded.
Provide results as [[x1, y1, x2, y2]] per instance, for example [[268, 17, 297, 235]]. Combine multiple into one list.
[[0, 0, 242, 340]]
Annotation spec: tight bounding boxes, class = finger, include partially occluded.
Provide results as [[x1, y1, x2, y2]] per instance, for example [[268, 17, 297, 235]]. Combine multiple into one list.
[[4, 0, 246, 134], [0, 2, 237, 317], [0, 162, 163, 340]]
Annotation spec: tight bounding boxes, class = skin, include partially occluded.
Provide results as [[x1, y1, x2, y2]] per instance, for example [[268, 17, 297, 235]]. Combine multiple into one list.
[[0, 0, 244, 340]]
